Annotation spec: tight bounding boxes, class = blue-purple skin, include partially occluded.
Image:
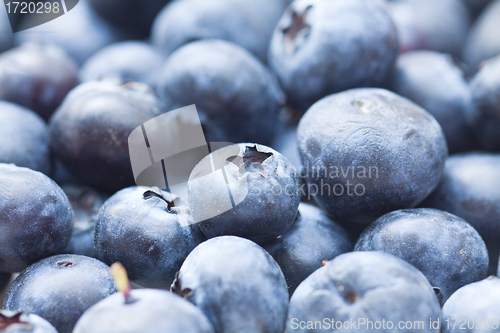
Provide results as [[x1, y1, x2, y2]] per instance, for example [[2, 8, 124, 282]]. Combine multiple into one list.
[[355, 208, 489, 305], [0, 272, 10, 291], [297, 88, 448, 224], [73, 289, 214, 333], [171, 236, 289, 333], [287, 251, 441, 333], [79, 41, 164, 88], [0, 43, 78, 121], [463, 0, 492, 17], [0, 311, 58, 333], [463, 0, 500, 72], [3, 254, 117, 333], [152, 0, 289, 63], [391, 51, 478, 153], [188, 143, 300, 244], [442, 276, 500, 333], [268, 0, 398, 111], [0, 164, 73, 273], [95, 187, 205, 289], [469, 55, 500, 151], [0, 9, 14, 53], [50, 80, 167, 193], [62, 184, 108, 259], [263, 203, 352, 295], [88, 0, 171, 38], [387, 0, 470, 58], [15, 2, 124, 65], [0, 102, 51, 175], [156, 40, 285, 145]]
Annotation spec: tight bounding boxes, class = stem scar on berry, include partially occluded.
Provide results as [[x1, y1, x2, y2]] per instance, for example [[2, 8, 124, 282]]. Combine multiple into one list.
[[0, 313, 31, 330], [282, 5, 313, 54], [110, 262, 137, 304], [143, 189, 175, 212], [171, 272, 193, 298]]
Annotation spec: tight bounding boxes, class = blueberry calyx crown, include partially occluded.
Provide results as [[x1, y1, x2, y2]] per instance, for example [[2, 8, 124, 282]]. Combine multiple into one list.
[[0, 313, 31, 330], [142, 190, 175, 212], [282, 5, 313, 54], [171, 272, 193, 298]]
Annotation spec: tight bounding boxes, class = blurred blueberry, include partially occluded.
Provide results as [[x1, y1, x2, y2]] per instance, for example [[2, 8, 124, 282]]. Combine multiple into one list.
[[287, 251, 441, 333], [355, 208, 489, 304], [171, 236, 289, 333], [0, 7, 14, 53], [462, 0, 492, 17], [269, 0, 398, 111]]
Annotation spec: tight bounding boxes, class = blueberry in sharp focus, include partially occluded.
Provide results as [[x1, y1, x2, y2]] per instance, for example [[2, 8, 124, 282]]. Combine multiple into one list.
[[268, 0, 398, 111], [188, 143, 300, 244], [262, 203, 352, 295], [442, 276, 500, 333], [156, 40, 285, 145], [3, 254, 116, 333], [391, 51, 478, 153], [152, 0, 289, 63], [0, 164, 73, 273], [171, 236, 289, 333], [62, 184, 108, 259], [0, 101, 51, 175], [297, 88, 448, 224], [95, 187, 205, 288], [386, 0, 470, 58], [469, 54, 500, 151], [0, 310, 58, 333], [287, 251, 440, 333], [50, 80, 167, 193], [463, 0, 500, 72], [73, 263, 214, 333], [79, 41, 164, 88], [355, 208, 488, 305], [0, 42, 78, 121], [14, 2, 125, 65]]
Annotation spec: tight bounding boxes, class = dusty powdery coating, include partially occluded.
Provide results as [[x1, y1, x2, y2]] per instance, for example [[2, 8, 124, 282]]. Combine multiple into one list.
[[171, 236, 289, 333], [3, 254, 117, 333], [0, 164, 73, 273], [0, 101, 51, 175], [391, 51, 477, 153], [95, 187, 205, 289], [50, 80, 167, 193], [297, 88, 448, 224], [263, 202, 352, 295], [73, 289, 214, 333], [287, 251, 441, 333], [269, 0, 398, 111], [0, 43, 78, 120], [355, 208, 489, 305], [156, 40, 284, 145], [442, 276, 500, 333], [469, 54, 500, 151]]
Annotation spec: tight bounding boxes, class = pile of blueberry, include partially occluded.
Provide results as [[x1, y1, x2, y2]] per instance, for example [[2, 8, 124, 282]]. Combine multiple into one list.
[[0, 0, 500, 332]]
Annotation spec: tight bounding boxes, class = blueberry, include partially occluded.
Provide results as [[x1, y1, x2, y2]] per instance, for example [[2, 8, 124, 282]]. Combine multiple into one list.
[[15, 2, 124, 65], [0, 43, 78, 121], [74, 289, 214, 333], [171, 236, 289, 333], [390, 51, 478, 153], [188, 143, 300, 244], [469, 54, 500, 151], [268, 0, 398, 111], [263, 203, 352, 295], [463, 0, 500, 71], [151, 0, 289, 63], [3, 254, 117, 333], [95, 187, 204, 288], [287, 251, 441, 333], [0, 101, 51, 175], [0, 310, 57, 333], [156, 40, 285, 145], [421, 153, 500, 273], [386, 0, 470, 58], [355, 208, 488, 304], [62, 184, 108, 259], [88, 0, 171, 38], [442, 276, 500, 333], [297, 88, 448, 224], [0, 164, 73, 273], [50, 80, 167, 193], [79, 41, 164, 88]]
